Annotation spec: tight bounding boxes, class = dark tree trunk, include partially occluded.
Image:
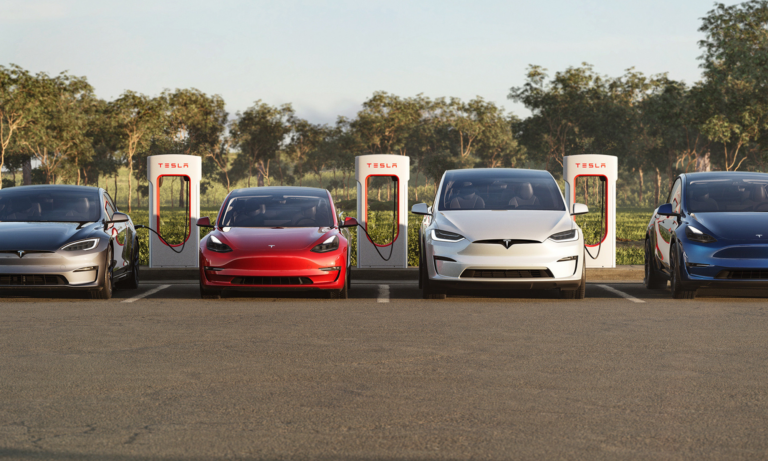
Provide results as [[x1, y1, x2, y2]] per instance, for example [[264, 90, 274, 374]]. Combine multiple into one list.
[[22, 157, 31, 185]]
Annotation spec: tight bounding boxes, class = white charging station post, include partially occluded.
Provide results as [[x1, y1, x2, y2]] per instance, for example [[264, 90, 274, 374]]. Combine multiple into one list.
[[147, 154, 201, 268], [563, 154, 617, 268], [355, 154, 410, 268]]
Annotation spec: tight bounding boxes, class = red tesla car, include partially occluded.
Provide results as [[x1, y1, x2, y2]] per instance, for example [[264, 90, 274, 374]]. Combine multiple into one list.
[[197, 187, 357, 299]]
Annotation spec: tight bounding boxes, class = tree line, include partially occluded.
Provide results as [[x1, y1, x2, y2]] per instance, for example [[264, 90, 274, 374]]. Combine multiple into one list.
[[1, 1, 766, 210]]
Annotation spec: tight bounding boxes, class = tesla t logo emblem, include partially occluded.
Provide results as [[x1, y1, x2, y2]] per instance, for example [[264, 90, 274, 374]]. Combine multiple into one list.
[[503, 240, 512, 249], [268, 245, 275, 248], [758, 234, 763, 238], [17, 251, 25, 258]]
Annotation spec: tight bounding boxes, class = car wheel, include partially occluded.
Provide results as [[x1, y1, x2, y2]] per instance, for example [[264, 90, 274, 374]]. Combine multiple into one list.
[[644, 238, 666, 289], [562, 253, 586, 299], [118, 248, 140, 289], [422, 272, 446, 300], [92, 246, 113, 300], [670, 242, 696, 300], [200, 280, 221, 299], [329, 271, 349, 299], [418, 231, 424, 289]]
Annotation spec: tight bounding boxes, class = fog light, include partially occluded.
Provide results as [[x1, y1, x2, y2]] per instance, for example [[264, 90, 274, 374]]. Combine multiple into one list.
[[74, 266, 97, 272], [320, 266, 341, 271], [557, 256, 578, 262], [204, 267, 224, 271], [686, 262, 711, 268]]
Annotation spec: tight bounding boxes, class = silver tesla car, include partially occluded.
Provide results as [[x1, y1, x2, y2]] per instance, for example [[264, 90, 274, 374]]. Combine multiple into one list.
[[0, 185, 139, 299], [412, 169, 589, 299]]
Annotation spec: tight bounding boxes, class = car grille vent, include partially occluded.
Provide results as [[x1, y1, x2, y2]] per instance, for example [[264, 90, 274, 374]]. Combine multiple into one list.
[[713, 247, 768, 259], [473, 239, 540, 246], [461, 269, 553, 279], [716, 270, 768, 280], [230, 276, 314, 285], [0, 274, 68, 286]]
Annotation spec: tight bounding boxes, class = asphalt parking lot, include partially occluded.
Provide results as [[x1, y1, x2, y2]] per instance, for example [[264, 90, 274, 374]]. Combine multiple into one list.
[[1, 281, 768, 460]]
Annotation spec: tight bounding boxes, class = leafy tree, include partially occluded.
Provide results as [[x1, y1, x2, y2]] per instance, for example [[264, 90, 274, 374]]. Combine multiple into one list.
[[0, 65, 37, 189], [697, 0, 768, 170], [230, 101, 293, 187], [108, 91, 166, 211], [20, 71, 95, 185], [284, 117, 325, 186]]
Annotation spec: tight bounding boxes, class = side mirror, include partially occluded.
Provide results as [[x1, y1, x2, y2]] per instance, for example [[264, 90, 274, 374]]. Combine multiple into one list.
[[196, 217, 214, 228], [339, 217, 358, 228], [571, 203, 589, 216], [110, 212, 130, 223], [657, 203, 679, 217], [411, 203, 431, 215]]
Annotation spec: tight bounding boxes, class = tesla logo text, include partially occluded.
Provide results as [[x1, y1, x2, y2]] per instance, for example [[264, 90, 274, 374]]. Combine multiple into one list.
[[758, 234, 763, 238], [575, 163, 607, 168], [268, 245, 275, 248], [158, 163, 189, 168], [16, 250, 25, 258], [503, 240, 512, 249], [366, 163, 397, 169]]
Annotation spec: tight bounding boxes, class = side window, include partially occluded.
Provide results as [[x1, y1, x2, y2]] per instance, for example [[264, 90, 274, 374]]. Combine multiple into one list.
[[104, 193, 116, 220], [668, 179, 682, 214]]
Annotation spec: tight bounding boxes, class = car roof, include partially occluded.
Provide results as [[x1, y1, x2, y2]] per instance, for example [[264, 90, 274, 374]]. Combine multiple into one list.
[[228, 186, 329, 198], [0, 185, 101, 193]]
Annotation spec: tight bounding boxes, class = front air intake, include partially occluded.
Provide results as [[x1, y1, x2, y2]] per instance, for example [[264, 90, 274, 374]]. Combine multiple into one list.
[[0, 274, 68, 286], [460, 269, 553, 279], [230, 276, 314, 285]]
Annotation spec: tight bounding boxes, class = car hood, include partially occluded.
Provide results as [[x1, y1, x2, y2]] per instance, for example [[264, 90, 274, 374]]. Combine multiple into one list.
[[0, 222, 102, 251], [434, 210, 573, 241], [214, 227, 334, 251], [691, 212, 768, 241]]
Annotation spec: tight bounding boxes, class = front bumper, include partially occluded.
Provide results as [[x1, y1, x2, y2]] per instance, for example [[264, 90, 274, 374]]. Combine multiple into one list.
[[0, 246, 105, 289], [200, 249, 347, 291], [680, 242, 768, 290], [425, 233, 584, 291]]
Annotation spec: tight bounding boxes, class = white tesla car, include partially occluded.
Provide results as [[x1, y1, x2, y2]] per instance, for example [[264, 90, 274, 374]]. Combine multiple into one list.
[[412, 168, 589, 299]]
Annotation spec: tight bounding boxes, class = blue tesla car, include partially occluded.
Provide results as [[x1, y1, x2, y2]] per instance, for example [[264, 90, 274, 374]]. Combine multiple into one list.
[[645, 171, 768, 299]]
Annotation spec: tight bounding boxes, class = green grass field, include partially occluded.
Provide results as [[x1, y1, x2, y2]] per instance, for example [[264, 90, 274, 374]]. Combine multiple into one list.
[[135, 207, 651, 266]]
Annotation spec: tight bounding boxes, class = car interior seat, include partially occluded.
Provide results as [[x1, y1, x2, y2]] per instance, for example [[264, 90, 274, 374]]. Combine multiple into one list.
[[689, 186, 719, 212], [449, 185, 485, 209], [508, 183, 540, 208]]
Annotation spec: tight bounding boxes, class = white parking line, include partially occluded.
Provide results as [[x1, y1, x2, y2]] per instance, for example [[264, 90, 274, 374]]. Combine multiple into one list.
[[377, 284, 390, 303], [121, 284, 171, 303], [597, 284, 645, 303]]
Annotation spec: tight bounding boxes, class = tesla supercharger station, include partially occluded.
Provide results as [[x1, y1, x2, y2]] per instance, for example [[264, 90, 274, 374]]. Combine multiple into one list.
[[147, 154, 201, 268], [564, 154, 617, 268], [355, 154, 410, 268]]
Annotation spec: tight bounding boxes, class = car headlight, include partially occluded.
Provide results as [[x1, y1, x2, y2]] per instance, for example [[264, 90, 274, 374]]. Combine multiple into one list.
[[686, 226, 717, 243], [207, 235, 233, 253], [312, 235, 339, 253], [61, 238, 100, 251], [548, 230, 578, 242], [431, 229, 465, 242]]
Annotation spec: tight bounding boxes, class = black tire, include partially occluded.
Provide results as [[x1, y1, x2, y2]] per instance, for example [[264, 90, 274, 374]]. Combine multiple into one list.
[[562, 253, 586, 299], [644, 238, 667, 289], [92, 247, 113, 300], [670, 242, 696, 299], [422, 272, 446, 300], [118, 247, 140, 289], [200, 281, 221, 299], [329, 271, 349, 299], [347, 265, 352, 291], [418, 230, 424, 289]]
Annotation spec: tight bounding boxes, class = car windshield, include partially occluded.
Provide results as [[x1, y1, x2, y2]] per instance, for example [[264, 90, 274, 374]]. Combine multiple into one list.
[[0, 188, 101, 222], [219, 194, 334, 227], [686, 176, 768, 212], [437, 170, 566, 211]]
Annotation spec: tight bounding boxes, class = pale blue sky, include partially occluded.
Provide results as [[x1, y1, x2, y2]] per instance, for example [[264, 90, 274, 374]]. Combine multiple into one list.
[[0, 0, 740, 123]]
